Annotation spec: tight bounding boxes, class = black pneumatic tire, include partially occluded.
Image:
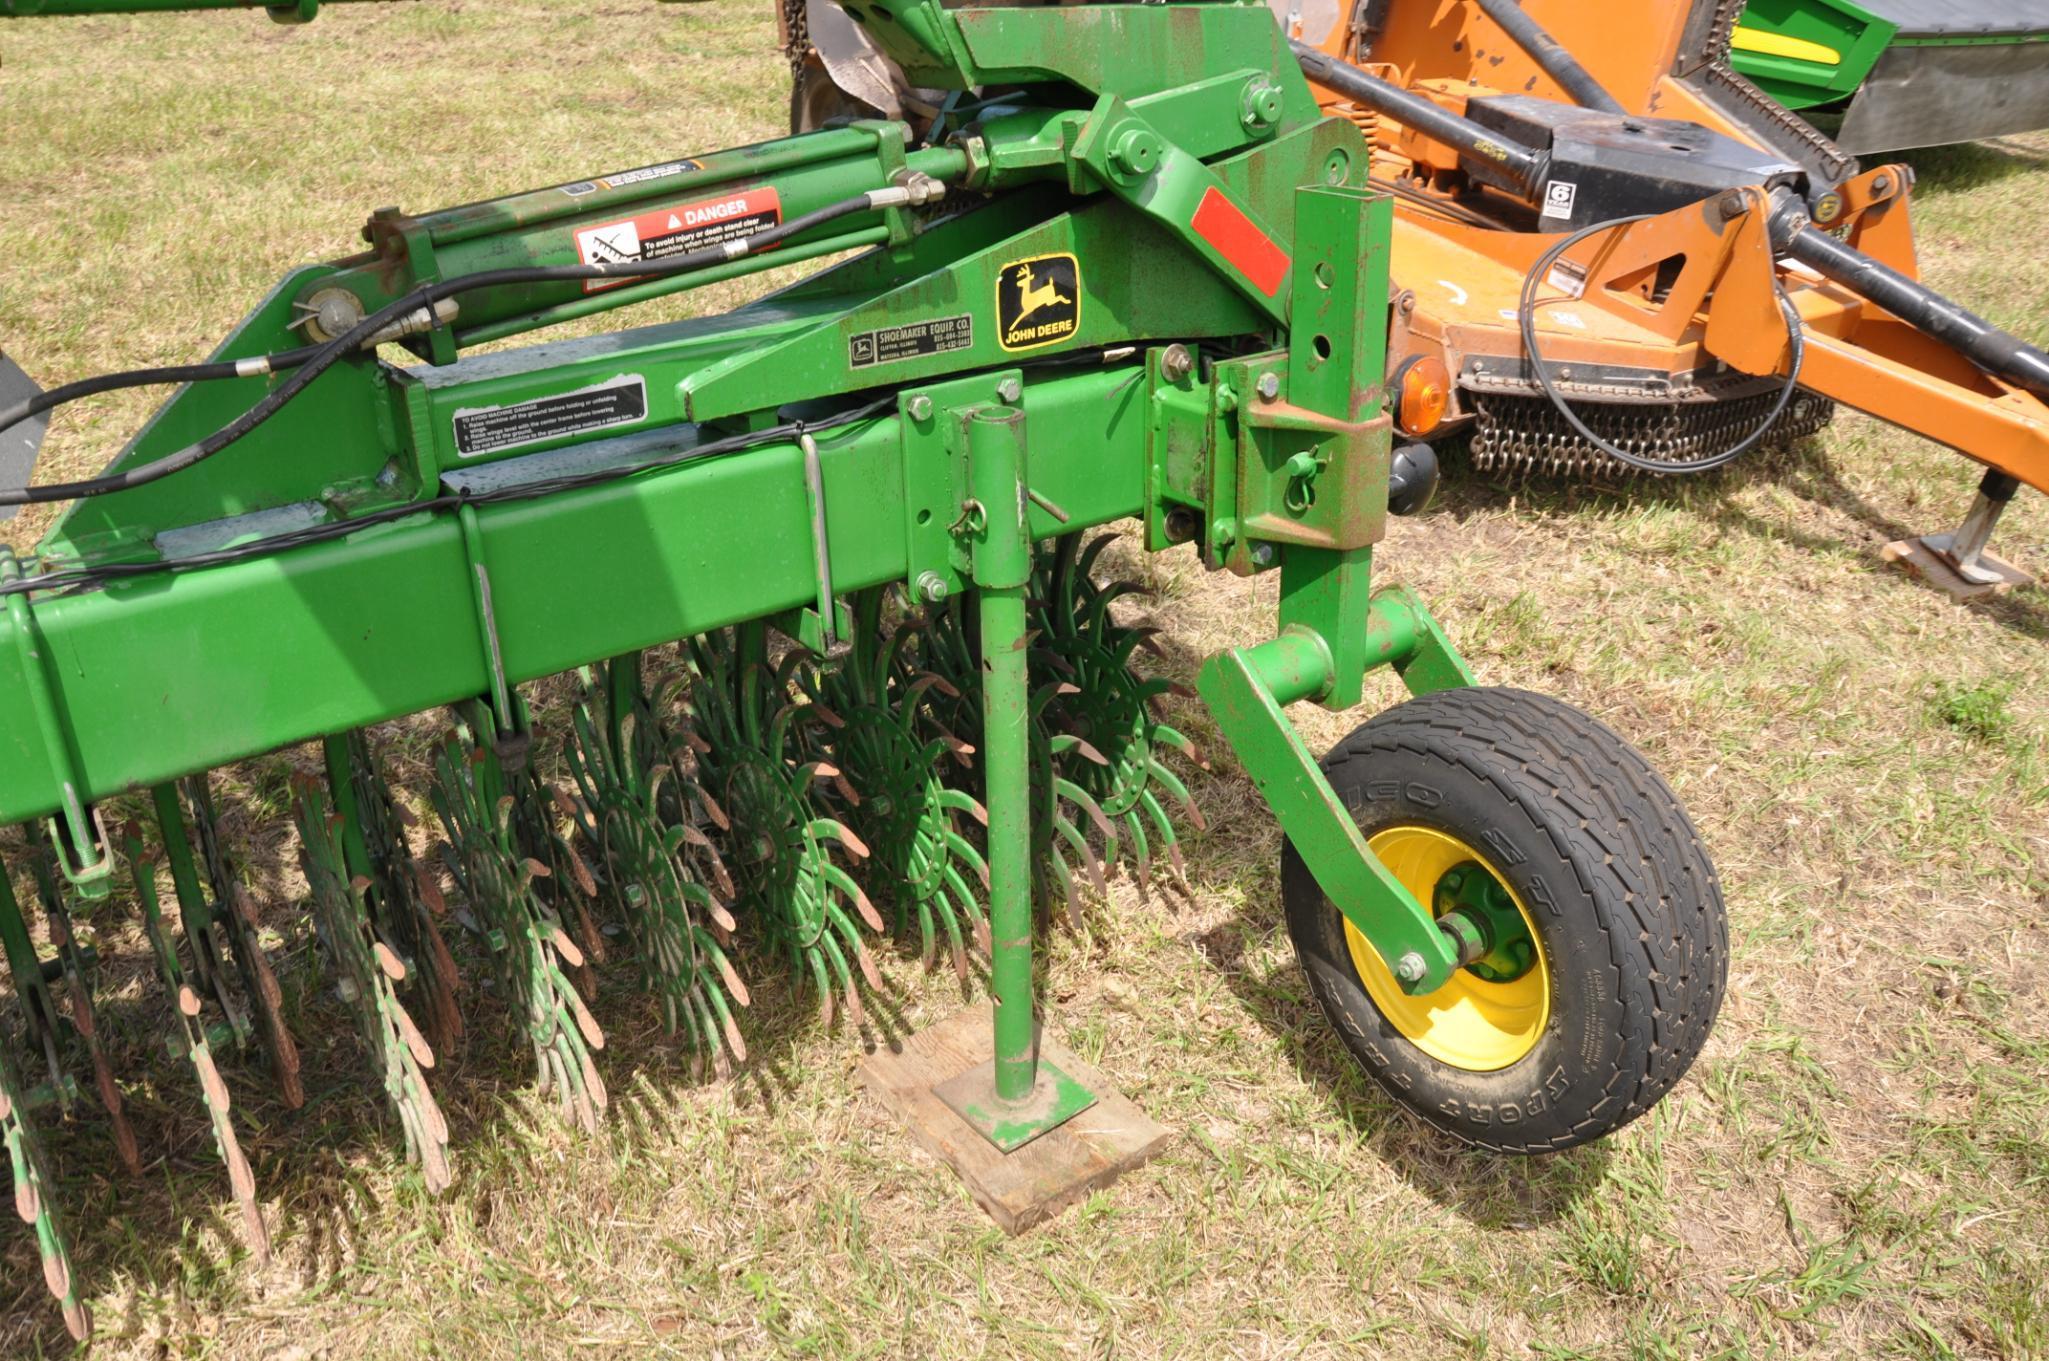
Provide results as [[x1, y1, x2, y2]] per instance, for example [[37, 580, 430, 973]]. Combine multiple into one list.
[[1281, 687, 1726, 1153]]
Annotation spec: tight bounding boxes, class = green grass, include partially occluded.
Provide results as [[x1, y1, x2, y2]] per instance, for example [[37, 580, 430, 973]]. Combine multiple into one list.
[[3, 5, 2049, 1359]]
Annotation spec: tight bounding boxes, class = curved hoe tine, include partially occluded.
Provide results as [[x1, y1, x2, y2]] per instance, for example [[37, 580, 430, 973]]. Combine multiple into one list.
[[912, 897, 938, 971], [941, 830, 991, 889], [827, 904, 885, 992], [913, 669, 961, 701], [562, 843, 599, 900], [1053, 810, 1111, 903], [790, 760, 829, 799], [693, 927, 752, 1008], [700, 983, 748, 1067], [685, 879, 739, 935], [1140, 790, 1191, 891], [810, 818, 871, 861], [1055, 777, 1120, 849], [1136, 675, 1176, 704], [806, 948, 835, 1026], [697, 786, 732, 833], [1155, 723, 1207, 770], [34, 877, 141, 1176], [1147, 757, 1205, 829], [935, 725, 976, 765], [939, 866, 990, 955], [1124, 811, 1154, 900], [1074, 532, 1113, 583], [1045, 851, 1081, 931], [817, 930, 864, 1028], [1054, 735, 1112, 768], [821, 862, 884, 933], [937, 788, 990, 828]]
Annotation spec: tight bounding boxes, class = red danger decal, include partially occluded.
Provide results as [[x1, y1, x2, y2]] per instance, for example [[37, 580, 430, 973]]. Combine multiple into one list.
[[575, 188, 783, 293], [1190, 187, 1289, 297]]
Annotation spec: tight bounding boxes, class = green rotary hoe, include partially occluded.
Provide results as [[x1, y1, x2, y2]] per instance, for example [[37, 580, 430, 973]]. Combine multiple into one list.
[[1, 0, 1726, 1341]]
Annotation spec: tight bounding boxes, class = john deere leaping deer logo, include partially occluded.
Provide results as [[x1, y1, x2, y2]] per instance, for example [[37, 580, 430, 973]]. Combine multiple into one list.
[[997, 252, 1081, 351]]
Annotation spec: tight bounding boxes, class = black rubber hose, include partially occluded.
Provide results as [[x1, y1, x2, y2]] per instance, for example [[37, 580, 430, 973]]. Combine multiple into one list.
[[1776, 207, 2049, 400], [1472, 0, 1626, 115], [0, 194, 886, 507], [1291, 40, 1550, 197]]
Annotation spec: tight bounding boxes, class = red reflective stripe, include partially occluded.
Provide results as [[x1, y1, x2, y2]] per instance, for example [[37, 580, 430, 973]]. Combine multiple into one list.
[[1190, 187, 1290, 297]]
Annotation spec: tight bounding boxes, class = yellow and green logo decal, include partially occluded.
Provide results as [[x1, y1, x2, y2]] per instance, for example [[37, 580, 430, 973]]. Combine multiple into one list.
[[996, 253, 1081, 352]]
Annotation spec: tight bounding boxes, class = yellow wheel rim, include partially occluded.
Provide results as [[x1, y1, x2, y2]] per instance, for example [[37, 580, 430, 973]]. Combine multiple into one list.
[[1343, 825, 1550, 1073]]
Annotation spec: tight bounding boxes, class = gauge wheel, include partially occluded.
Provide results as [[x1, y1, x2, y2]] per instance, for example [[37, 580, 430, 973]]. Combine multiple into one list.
[[1281, 686, 1726, 1153], [789, 52, 883, 135]]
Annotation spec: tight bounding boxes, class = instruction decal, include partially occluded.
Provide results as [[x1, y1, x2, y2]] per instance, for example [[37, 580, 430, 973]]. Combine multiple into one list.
[[560, 159, 702, 198], [575, 187, 783, 292], [995, 252, 1080, 352], [452, 374, 648, 459], [849, 314, 974, 369]]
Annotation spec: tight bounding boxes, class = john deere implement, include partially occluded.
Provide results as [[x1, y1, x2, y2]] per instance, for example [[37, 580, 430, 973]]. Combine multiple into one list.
[[0, 0, 1789, 1341]]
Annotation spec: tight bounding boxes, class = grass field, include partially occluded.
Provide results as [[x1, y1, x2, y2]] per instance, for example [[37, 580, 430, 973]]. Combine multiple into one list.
[[2, 4, 2047, 1357]]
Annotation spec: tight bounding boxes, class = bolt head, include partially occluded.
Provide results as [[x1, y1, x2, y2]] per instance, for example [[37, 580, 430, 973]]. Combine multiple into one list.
[[1160, 343, 1194, 384], [1871, 175, 1892, 198], [1256, 372, 1281, 402], [996, 377, 1023, 404], [1249, 542, 1277, 568], [907, 394, 934, 421], [1395, 951, 1428, 984], [1109, 125, 1163, 179], [916, 571, 949, 604]]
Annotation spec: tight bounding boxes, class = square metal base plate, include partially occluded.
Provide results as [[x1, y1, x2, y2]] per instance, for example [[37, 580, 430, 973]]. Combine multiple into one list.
[[858, 1005, 1175, 1234], [1883, 537, 2034, 602], [934, 1056, 1097, 1153]]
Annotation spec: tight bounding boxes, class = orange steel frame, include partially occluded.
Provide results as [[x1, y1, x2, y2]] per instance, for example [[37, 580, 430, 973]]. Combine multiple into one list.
[[1297, 0, 2049, 495]]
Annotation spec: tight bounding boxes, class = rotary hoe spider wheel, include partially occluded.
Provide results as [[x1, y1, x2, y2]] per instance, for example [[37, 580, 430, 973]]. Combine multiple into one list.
[[122, 821, 271, 1263], [687, 630, 885, 1029], [1034, 535, 1206, 900], [565, 659, 751, 1068], [323, 732, 466, 1060], [291, 771, 454, 1192], [178, 774, 305, 1110], [427, 711, 608, 1135], [0, 860, 93, 1342], [814, 590, 992, 979]]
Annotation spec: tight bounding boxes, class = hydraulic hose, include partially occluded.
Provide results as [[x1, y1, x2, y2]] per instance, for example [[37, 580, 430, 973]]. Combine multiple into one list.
[[1771, 195, 2049, 401], [1472, 0, 1625, 115], [0, 180, 945, 507], [1291, 41, 1550, 197]]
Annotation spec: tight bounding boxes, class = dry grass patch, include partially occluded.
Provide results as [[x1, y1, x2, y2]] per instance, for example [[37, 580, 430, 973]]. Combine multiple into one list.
[[2, 6, 2047, 1358]]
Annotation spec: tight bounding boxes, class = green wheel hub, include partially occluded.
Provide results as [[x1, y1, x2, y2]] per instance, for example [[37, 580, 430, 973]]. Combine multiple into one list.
[[1435, 860, 1540, 984]]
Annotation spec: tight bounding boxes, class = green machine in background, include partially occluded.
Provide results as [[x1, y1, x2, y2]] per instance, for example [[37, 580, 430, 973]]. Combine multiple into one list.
[[1736, 0, 2049, 151]]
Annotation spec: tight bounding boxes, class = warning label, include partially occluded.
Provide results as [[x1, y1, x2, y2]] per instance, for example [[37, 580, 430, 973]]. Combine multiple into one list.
[[452, 375, 649, 460], [849, 314, 974, 369], [575, 188, 783, 292], [560, 159, 701, 198], [996, 253, 1081, 351]]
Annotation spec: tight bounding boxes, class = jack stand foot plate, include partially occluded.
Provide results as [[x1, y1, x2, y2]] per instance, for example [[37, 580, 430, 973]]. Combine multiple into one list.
[[858, 1005, 1174, 1234], [1883, 537, 2034, 602]]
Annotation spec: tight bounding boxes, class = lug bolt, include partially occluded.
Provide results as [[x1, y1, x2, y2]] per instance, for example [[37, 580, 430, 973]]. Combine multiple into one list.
[[1256, 372, 1281, 402], [1395, 952, 1428, 984], [996, 377, 1023, 403], [1160, 344, 1194, 383], [907, 394, 934, 421], [916, 571, 949, 604]]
